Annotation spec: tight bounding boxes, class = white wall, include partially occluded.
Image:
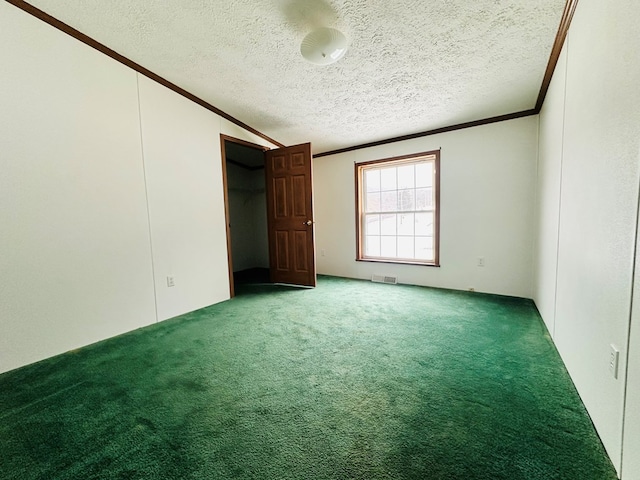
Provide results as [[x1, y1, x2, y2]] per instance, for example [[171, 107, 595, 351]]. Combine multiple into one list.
[[0, 3, 156, 373], [314, 116, 538, 298], [0, 3, 276, 373], [226, 164, 269, 272], [137, 76, 231, 321], [534, 0, 640, 475], [625, 231, 640, 479], [533, 45, 567, 336], [220, 118, 278, 150]]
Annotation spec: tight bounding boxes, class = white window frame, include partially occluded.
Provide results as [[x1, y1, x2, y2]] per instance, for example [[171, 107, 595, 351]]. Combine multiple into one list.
[[355, 150, 440, 266]]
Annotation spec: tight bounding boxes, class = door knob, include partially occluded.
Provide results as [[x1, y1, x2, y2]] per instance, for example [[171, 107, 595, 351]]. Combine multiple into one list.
[[304, 220, 313, 226]]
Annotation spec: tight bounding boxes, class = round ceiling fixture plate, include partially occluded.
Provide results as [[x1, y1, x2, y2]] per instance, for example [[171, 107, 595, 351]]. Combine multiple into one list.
[[300, 27, 348, 65]]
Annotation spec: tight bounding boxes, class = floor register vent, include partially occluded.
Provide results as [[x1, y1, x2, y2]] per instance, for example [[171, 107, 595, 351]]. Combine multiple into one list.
[[372, 274, 398, 285]]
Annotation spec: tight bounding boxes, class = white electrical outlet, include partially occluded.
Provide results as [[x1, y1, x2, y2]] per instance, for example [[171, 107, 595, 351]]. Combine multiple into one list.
[[609, 344, 620, 379], [167, 276, 175, 288], [477, 257, 485, 267], [321, 249, 326, 257]]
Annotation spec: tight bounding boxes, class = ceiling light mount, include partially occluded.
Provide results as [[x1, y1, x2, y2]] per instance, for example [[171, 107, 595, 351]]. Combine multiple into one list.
[[300, 27, 348, 65]]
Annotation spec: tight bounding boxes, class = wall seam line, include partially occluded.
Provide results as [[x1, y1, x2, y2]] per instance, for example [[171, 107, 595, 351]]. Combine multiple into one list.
[[532, 114, 540, 301], [136, 74, 160, 323], [619, 144, 640, 480], [551, 38, 569, 340]]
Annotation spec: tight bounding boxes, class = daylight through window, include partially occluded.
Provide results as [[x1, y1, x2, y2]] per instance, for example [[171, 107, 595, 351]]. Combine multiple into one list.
[[355, 151, 440, 266]]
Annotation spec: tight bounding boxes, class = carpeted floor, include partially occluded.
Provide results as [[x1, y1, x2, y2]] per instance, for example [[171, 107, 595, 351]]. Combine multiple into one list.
[[0, 276, 617, 479]]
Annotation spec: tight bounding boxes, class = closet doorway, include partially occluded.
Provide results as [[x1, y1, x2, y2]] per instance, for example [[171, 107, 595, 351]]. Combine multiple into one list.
[[222, 135, 317, 298], [221, 135, 270, 296]]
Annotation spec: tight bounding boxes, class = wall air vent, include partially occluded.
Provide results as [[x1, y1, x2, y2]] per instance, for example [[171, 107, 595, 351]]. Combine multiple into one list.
[[371, 274, 398, 285]]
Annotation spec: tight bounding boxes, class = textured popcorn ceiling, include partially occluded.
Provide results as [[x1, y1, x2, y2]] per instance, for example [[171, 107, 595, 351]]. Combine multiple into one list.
[[25, 0, 566, 154]]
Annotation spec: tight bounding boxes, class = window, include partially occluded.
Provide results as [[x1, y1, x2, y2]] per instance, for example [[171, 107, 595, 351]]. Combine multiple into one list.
[[355, 151, 440, 266]]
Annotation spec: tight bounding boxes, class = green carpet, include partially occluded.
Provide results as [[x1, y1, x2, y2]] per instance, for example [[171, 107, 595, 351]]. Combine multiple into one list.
[[0, 276, 617, 479]]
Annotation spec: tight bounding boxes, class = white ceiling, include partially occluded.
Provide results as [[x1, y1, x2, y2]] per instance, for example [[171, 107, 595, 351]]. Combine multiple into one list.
[[26, 0, 567, 154]]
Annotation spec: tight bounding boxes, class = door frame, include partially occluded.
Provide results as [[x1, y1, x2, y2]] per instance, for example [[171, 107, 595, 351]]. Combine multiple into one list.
[[220, 134, 270, 298]]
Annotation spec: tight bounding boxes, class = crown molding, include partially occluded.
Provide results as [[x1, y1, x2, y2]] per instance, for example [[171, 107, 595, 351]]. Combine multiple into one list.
[[535, 0, 579, 112], [6, 0, 580, 157], [314, 109, 537, 158], [5, 0, 285, 148]]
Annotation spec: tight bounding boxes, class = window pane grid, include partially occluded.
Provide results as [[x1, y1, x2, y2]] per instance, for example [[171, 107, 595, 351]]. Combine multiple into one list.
[[358, 155, 437, 264]]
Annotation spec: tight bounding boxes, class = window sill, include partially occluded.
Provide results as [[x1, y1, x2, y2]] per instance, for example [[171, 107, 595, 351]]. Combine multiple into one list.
[[356, 258, 440, 267]]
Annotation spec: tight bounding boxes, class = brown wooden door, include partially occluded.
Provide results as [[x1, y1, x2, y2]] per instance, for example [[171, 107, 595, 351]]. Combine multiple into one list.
[[265, 143, 316, 287]]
